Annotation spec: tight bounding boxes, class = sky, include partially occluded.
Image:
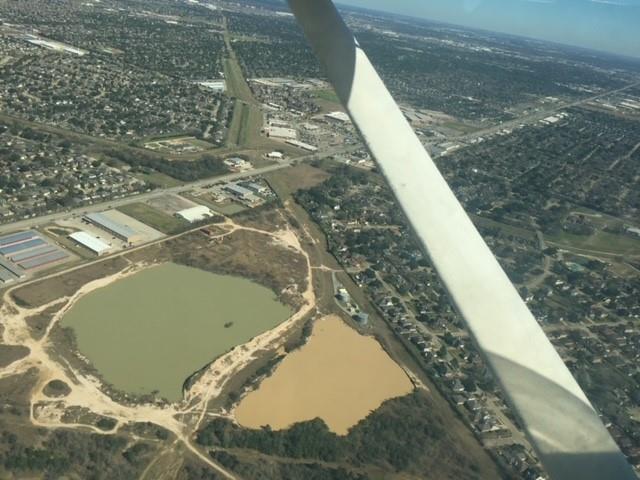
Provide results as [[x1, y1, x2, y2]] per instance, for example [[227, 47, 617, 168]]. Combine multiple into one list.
[[337, 0, 640, 58]]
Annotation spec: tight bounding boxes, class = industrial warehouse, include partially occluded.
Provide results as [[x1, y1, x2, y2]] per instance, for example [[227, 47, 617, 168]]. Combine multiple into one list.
[[74, 209, 163, 248], [0, 180, 272, 287], [175, 205, 214, 223], [69, 231, 110, 256], [223, 183, 264, 207], [0, 230, 70, 283], [84, 211, 142, 244]]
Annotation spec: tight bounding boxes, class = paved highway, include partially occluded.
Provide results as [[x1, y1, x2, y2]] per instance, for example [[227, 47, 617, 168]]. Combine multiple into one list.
[[452, 80, 640, 144], [0, 145, 358, 236]]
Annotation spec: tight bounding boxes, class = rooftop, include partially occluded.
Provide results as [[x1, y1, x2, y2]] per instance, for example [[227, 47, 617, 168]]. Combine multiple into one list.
[[85, 212, 137, 239]]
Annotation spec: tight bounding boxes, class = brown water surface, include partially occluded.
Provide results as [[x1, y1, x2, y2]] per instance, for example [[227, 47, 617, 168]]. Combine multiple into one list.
[[234, 315, 413, 435]]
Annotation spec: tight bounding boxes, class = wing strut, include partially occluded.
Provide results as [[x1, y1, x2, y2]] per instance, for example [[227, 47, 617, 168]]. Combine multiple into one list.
[[287, 1, 637, 478]]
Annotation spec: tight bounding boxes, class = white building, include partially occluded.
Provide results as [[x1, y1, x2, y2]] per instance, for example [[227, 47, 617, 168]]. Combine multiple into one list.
[[69, 231, 110, 255], [285, 139, 318, 152], [176, 206, 213, 223], [224, 183, 254, 200], [266, 126, 298, 140], [198, 80, 226, 93], [242, 182, 270, 196], [266, 151, 284, 160], [223, 157, 252, 172], [224, 184, 263, 206], [325, 111, 351, 124]]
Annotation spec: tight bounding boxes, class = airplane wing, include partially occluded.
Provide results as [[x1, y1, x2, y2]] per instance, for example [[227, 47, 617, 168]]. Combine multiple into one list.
[[287, 1, 638, 478]]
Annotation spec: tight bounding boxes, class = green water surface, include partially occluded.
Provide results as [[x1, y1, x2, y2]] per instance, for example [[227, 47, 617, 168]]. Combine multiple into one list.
[[62, 263, 292, 402]]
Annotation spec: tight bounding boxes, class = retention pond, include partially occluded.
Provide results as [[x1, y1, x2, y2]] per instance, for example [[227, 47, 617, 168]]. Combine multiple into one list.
[[234, 315, 414, 435], [61, 263, 292, 402]]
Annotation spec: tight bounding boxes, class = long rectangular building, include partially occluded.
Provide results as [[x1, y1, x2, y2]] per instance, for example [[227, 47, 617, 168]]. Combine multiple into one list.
[[8, 245, 58, 263], [224, 183, 254, 199], [0, 230, 38, 247], [69, 231, 110, 256], [18, 250, 68, 270], [0, 238, 46, 256], [285, 139, 318, 152], [85, 212, 140, 243], [0, 257, 25, 278], [0, 266, 16, 284]]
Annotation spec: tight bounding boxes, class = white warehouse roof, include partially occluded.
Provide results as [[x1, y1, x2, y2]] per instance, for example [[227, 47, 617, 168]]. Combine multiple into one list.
[[266, 126, 298, 140], [176, 205, 213, 223], [325, 111, 351, 123], [69, 231, 110, 255]]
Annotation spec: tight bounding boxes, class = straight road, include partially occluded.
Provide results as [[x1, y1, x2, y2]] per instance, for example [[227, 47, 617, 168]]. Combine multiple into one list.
[[453, 80, 640, 144], [0, 144, 357, 236]]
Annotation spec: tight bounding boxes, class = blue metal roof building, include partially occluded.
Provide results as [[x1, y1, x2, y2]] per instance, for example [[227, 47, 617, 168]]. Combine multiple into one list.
[[0, 257, 25, 278], [9, 245, 58, 262], [0, 238, 46, 256], [18, 250, 68, 270], [0, 230, 38, 246]]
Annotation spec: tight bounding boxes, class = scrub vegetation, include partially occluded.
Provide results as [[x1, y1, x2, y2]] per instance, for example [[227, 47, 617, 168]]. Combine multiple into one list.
[[199, 391, 499, 479]]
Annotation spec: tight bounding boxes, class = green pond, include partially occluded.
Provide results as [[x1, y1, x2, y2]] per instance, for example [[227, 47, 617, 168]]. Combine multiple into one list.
[[61, 263, 292, 402]]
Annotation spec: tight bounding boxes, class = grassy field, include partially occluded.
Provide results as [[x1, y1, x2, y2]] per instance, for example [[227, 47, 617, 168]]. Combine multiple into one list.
[[312, 88, 340, 104], [224, 58, 254, 104], [227, 101, 263, 148], [134, 171, 185, 188], [310, 88, 344, 114], [441, 121, 480, 134], [117, 203, 188, 235], [143, 136, 214, 154], [470, 213, 640, 257], [227, 101, 244, 146], [547, 230, 640, 256], [265, 164, 330, 197], [470, 214, 537, 240], [242, 106, 263, 146]]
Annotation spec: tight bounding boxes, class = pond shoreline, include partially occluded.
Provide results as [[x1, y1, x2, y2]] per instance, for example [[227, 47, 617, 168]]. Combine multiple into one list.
[[60, 262, 293, 403], [234, 314, 414, 435]]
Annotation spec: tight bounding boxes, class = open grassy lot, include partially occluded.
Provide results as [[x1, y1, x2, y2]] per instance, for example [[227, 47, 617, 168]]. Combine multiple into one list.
[[265, 164, 331, 197], [117, 203, 188, 235], [312, 88, 340, 104], [313, 89, 344, 113], [547, 230, 640, 257], [441, 121, 480, 134], [227, 101, 263, 148], [143, 136, 215, 155], [241, 105, 263, 145], [468, 213, 640, 258], [134, 171, 185, 188], [471, 214, 537, 240], [224, 58, 254, 103]]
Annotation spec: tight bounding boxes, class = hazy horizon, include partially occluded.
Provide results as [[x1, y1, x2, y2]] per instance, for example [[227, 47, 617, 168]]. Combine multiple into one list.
[[337, 0, 640, 59]]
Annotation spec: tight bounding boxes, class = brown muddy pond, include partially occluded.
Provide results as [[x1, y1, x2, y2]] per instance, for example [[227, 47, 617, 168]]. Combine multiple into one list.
[[234, 315, 414, 435]]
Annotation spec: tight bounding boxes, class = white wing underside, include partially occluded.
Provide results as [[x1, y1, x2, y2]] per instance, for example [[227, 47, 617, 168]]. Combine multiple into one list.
[[287, 1, 637, 478]]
